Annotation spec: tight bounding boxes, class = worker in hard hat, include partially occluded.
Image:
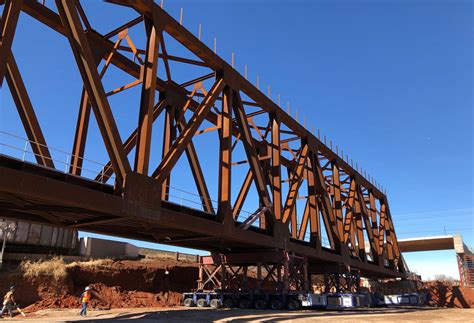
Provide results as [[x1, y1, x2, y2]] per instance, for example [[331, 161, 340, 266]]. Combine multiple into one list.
[[79, 286, 91, 317], [1, 286, 16, 318]]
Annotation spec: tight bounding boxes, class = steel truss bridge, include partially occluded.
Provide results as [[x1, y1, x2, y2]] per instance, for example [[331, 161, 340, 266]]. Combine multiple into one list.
[[0, 0, 406, 279]]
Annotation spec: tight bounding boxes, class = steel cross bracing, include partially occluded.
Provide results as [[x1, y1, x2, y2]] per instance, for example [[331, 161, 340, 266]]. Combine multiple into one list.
[[0, 0, 407, 278]]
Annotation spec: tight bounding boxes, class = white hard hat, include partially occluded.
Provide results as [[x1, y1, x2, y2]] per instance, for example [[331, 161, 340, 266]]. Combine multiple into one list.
[[85, 286, 90, 291]]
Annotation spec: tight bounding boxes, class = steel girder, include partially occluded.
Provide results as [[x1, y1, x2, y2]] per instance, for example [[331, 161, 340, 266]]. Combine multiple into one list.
[[0, 0, 407, 277], [198, 251, 309, 293]]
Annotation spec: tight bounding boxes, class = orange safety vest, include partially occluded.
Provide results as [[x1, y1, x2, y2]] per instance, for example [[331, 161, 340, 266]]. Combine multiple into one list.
[[3, 291, 14, 306], [81, 291, 90, 303]]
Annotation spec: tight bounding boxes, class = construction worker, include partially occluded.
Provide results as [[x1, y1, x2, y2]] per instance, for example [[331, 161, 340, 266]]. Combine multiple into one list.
[[79, 286, 91, 317], [1, 286, 16, 318]]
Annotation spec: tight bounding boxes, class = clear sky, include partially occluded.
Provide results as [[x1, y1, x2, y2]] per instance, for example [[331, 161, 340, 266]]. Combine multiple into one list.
[[1, 0, 472, 280]]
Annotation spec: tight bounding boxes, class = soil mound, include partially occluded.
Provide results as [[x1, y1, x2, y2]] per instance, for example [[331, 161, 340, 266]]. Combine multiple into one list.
[[0, 257, 198, 313]]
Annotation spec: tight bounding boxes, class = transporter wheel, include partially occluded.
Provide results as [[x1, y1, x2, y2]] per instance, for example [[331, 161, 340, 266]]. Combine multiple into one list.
[[239, 298, 251, 309], [196, 298, 207, 307], [222, 297, 234, 308], [287, 299, 300, 311], [254, 299, 266, 310], [183, 298, 195, 307], [210, 298, 221, 309], [270, 298, 283, 310]]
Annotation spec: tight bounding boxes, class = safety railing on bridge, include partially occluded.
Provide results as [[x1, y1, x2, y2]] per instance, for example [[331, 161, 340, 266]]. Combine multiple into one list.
[[0, 130, 117, 183], [165, 185, 219, 215], [0, 131, 253, 220], [0, 131, 334, 244]]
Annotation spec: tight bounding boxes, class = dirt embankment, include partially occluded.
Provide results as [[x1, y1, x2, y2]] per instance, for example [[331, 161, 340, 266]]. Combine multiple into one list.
[[2, 257, 473, 312], [0, 258, 198, 312], [421, 281, 474, 308]]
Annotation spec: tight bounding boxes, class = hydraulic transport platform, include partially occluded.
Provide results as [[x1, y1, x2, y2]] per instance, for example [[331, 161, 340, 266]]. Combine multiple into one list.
[[182, 291, 426, 310], [182, 250, 425, 310]]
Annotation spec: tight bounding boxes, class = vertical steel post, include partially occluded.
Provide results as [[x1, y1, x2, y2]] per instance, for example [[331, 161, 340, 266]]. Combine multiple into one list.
[[134, 16, 160, 175], [217, 86, 232, 221], [198, 262, 203, 290]]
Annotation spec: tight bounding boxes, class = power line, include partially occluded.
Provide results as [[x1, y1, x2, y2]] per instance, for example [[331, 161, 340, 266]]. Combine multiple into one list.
[[397, 227, 474, 235], [393, 208, 473, 219], [394, 213, 473, 223]]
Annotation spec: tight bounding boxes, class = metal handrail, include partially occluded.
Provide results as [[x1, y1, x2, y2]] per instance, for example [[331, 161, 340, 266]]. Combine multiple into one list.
[[0, 131, 116, 183], [0, 131, 330, 235]]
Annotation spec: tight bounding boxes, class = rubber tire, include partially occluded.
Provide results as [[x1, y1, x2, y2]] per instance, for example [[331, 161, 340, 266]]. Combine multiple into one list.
[[222, 298, 234, 308], [239, 298, 251, 309], [210, 298, 221, 309], [196, 298, 207, 307], [287, 299, 300, 311], [270, 298, 283, 310], [254, 299, 266, 310], [183, 298, 195, 307]]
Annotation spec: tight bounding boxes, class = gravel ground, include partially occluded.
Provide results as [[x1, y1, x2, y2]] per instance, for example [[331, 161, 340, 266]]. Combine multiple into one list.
[[0, 306, 472, 322]]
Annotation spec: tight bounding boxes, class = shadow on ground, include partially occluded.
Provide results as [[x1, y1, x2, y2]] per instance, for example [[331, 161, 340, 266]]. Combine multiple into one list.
[[422, 282, 472, 308], [72, 306, 442, 322]]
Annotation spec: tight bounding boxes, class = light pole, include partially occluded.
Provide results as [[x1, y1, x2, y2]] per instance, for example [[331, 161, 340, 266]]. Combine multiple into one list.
[[0, 221, 17, 271]]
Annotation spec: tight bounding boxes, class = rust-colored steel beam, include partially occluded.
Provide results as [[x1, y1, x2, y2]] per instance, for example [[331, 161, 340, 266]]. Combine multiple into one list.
[[233, 168, 253, 220], [134, 16, 160, 175], [159, 32, 172, 81], [69, 45, 105, 176], [96, 98, 168, 182], [383, 199, 402, 269], [353, 188, 366, 259], [331, 163, 344, 241], [103, 16, 142, 39], [19, 0, 387, 200], [305, 153, 321, 248], [175, 111, 215, 215], [153, 78, 225, 184], [218, 86, 233, 220], [232, 90, 273, 229], [342, 179, 356, 243], [56, 0, 131, 184], [5, 54, 54, 168], [153, 0, 383, 199], [368, 191, 380, 251], [160, 103, 174, 200], [378, 203, 387, 257], [282, 144, 308, 224], [271, 115, 282, 221], [383, 197, 402, 261], [0, 0, 22, 86], [17, 2, 296, 182], [297, 200, 310, 241], [357, 185, 379, 264], [308, 143, 340, 251], [290, 203, 298, 239], [384, 206, 395, 263], [69, 88, 91, 176]]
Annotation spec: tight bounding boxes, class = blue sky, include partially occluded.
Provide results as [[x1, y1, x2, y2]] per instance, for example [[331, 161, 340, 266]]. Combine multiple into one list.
[[1, 0, 472, 280]]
